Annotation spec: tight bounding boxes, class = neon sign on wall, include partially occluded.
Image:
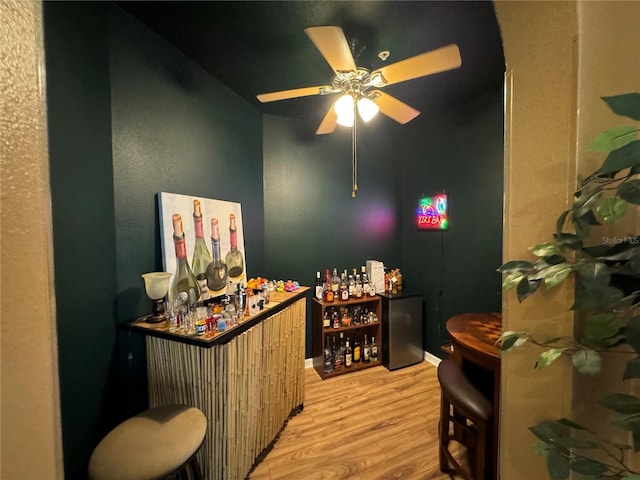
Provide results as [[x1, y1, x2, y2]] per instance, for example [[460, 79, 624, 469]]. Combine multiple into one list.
[[417, 194, 448, 230]]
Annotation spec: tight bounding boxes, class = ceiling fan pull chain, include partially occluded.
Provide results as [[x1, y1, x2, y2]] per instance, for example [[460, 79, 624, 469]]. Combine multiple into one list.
[[352, 99, 358, 197]]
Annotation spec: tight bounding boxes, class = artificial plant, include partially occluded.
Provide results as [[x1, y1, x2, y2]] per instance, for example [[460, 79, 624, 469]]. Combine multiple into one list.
[[498, 92, 640, 480]]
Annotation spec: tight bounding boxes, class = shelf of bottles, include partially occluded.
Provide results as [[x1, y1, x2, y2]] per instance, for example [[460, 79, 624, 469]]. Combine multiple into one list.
[[312, 267, 382, 379]]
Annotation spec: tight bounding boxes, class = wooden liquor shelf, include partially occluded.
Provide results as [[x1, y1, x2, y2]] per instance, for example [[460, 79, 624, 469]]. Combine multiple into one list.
[[312, 295, 382, 379]]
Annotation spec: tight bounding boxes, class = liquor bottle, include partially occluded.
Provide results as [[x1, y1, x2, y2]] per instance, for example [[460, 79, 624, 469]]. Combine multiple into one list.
[[191, 200, 213, 300], [361, 266, 369, 297], [331, 309, 340, 328], [355, 274, 363, 298], [349, 269, 357, 297], [323, 269, 334, 302], [362, 333, 371, 363], [330, 268, 340, 297], [169, 214, 200, 305], [315, 271, 324, 300], [371, 336, 378, 361], [323, 310, 331, 328], [339, 272, 349, 301], [225, 214, 245, 286], [353, 333, 361, 363], [332, 335, 342, 371], [205, 218, 229, 296], [345, 337, 353, 367], [338, 332, 346, 367], [324, 335, 333, 374]]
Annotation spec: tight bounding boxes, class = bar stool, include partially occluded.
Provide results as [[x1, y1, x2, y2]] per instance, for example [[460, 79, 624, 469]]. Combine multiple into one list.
[[437, 359, 493, 480], [88, 404, 207, 480]]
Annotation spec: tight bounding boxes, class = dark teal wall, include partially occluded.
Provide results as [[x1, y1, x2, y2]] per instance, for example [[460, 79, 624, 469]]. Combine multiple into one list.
[[45, 4, 264, 478], [44, 3, 117, 480], [263, 115, 404, 355], [399, 90, 504, 355]]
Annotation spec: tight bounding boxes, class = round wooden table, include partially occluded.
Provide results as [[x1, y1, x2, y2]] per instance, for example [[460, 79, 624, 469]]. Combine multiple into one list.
[[446, 312, 501, 479]]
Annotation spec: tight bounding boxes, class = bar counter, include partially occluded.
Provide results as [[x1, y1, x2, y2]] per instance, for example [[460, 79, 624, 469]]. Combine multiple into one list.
[[130, 287, 309, 480]]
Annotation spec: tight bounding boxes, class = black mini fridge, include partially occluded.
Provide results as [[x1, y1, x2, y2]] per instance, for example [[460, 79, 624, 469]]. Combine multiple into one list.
[[380, 290, 424, 370]]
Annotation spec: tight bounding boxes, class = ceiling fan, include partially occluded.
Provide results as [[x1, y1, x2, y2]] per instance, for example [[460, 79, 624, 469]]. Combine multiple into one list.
[[256, 26, 462, 135]]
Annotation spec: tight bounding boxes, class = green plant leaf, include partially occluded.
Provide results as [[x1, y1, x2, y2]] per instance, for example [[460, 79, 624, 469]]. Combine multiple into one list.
[[569, 458, 607, 476], [532, 439, 556, 458], [588, 125, 638, 152], [597, 197, 628, 222], [517, 276, 542, 302], [600, 393, 640, 414], [553, 233, 583, 250], [530, 421, 568, 445], [572, 349, 602, 376], [531, 242, 560, 257], [500, 334, 519, 351], [556, 210, 570, 234], [623, 357, 640, 381], [571, 286, 624, 311], [557, 437, 598, 450], [536, 348, 567, 369], [596, 140, 640, 175], [584, 313, 621, 340], [497, 260, 534, 273], [623, 474, 640, 479], [502, 271, 524, 291], [624, 316, 640, 354], [602, 93, 640, 121], [633, 427, 640, 452], [544, 264, 572, 289], [618, 179, 640, 205], [573, 189, 603, 218], [577, 262, 611, 289], [557, 418, 596, 433], [547, 451, 570, 480]]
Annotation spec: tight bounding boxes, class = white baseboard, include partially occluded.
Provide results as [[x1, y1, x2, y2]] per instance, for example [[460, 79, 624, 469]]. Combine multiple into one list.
[[305, 350, 441, 369], [423, 350, 442, 366]]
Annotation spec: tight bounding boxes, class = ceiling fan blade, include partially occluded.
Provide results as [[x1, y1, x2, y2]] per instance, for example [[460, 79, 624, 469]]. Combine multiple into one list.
[[370, 44, 461, 87], [316, 100, 339, 135], [257, 86, 331, 103], [305, 26, 357, 74], [372, 90, 420, 124]]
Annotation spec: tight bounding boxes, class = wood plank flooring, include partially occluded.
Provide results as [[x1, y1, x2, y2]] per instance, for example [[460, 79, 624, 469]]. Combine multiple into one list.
[[248, 361, 464, 480]]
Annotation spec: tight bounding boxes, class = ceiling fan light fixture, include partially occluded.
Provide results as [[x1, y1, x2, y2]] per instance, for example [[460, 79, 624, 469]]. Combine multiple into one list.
[[334, 94, 354, 117], [357, 97, 379, 123], [336, 112, 354, 127]]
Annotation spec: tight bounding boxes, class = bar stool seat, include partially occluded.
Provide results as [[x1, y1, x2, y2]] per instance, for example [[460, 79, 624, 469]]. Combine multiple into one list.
[[88, 404, 207, 480], [437, 359, 493, 480]]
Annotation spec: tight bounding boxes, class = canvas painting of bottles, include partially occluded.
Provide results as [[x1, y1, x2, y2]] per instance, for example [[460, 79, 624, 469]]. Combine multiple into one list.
[[158, 192, 247, 304]]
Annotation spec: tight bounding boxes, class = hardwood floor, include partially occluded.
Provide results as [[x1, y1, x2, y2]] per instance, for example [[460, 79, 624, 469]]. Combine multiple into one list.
[[248, 361, 464, 480]]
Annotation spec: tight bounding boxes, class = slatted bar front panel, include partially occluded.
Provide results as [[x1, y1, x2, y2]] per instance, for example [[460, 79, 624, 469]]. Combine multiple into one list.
[[146, 298, 306, 480]]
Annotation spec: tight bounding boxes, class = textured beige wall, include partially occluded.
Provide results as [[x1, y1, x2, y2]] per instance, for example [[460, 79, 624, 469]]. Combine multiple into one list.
[[572, 0, 640, 464], [495, 2, 579, 479], [0, 1, 63, 478]]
